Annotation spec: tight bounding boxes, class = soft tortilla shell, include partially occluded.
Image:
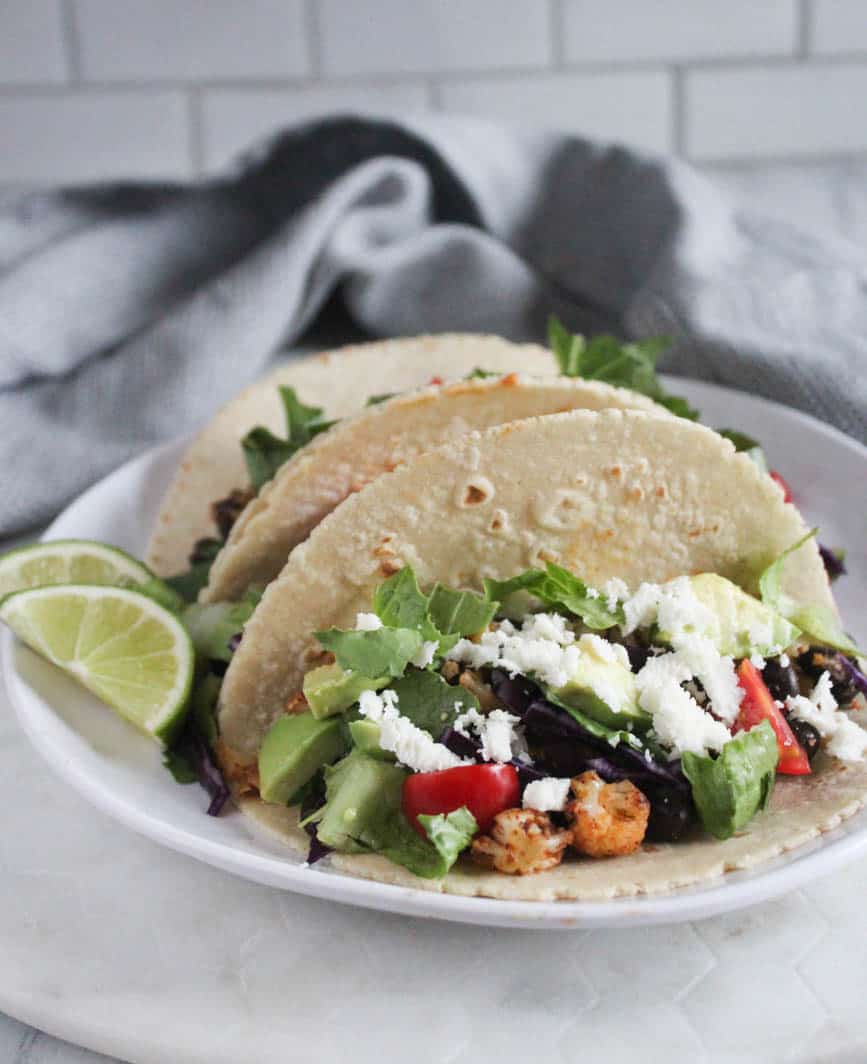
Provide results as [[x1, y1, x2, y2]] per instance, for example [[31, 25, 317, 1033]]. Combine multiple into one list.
[[146, 335, 556, 578], [238, 742, 867, 902], [220, 408, 835, 762], [203, 374, 667, 603]]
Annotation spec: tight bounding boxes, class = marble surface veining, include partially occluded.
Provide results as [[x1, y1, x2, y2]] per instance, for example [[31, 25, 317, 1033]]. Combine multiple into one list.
[[3, 160, 867, 1064]]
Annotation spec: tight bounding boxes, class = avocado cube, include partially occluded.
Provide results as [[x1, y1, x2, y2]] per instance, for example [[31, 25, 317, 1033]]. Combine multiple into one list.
[[303, 662, 389, 719], [316, 751, 407, 851], [552, 635, 650, 731], [258, 712, 346, 805]]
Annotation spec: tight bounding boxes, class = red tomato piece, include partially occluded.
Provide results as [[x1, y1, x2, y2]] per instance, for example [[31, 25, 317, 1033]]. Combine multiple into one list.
[[402, 763, 520, 836], [735, 659, 811, 775], [428, 375, 444, 386], [769, 470, 793, 503]]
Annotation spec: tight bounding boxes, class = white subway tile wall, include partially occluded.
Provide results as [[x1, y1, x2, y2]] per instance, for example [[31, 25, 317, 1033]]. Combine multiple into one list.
[[0, 0, 865, 183]]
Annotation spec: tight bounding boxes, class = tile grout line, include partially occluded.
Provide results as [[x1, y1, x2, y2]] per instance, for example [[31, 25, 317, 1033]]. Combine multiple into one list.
[[58, 0, 82, 84], [304, 0, 323, 78], [798, 0, 812, 59], [671, 65, 685, 156]]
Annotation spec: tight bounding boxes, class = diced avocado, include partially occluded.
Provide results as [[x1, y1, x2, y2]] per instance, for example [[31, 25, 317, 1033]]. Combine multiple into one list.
[[315, 750, 407, 851], [551, 635, 650, 731], [258, 712, 346, 805], [347, 719, 395, 761], [659, 573, 800, 656], [302, 662, 389, 719]]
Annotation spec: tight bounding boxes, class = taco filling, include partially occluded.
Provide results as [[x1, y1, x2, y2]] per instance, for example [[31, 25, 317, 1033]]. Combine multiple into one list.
[[224, 557, 866, 880]]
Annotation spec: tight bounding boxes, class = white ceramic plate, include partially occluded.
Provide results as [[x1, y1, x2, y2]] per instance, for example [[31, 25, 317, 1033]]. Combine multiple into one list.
[[3, 378, 866, 930]]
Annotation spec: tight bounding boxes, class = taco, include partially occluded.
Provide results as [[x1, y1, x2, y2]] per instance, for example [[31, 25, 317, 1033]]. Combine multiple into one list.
[[212, 408, 866, 901], [146, 334, 558, 583], [200, 373, 668, 604]]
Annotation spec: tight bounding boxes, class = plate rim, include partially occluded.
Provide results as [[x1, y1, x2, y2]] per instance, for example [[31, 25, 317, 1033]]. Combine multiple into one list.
[[4, 377, 867, 930]]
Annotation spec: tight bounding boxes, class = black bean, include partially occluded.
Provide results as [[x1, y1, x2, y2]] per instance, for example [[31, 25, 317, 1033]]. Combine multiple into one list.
[[762, 658, 800, 702], [796, 647, 860, 705], [788, 718, 822, 763]]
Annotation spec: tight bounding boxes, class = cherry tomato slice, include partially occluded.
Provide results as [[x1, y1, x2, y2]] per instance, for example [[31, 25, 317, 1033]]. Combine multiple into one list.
[[428, 375, 444, 386], [769, 470, 793, 503], [402, 763, 520, 836], [735, 659, 811, 775]]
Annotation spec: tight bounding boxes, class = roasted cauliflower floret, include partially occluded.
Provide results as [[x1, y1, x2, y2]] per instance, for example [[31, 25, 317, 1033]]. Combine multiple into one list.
[[566, 771, 649, 858], [471, 808, 571, 875]]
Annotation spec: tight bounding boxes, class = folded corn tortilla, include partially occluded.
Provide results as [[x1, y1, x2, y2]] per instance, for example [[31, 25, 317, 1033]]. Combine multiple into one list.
[[146, 334, 558, 580], [216, 409, 861, 901], [201, 373, 667, 603]]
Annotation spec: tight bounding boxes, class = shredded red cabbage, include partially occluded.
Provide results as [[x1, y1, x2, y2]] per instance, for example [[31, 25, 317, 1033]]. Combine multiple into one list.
[[841, 655, 867, 698], [184, 732, 230, 816], [300, 778, 331, 864], [819, 544, 847, 582]]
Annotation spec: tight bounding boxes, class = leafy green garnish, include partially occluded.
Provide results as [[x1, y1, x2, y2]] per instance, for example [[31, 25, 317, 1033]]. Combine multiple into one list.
[[484, 562, 622, 630], [717, 429, 768, 473], [190, 672, 222, 748], [759, 531, 861, 654], [465, 367, 499, 379], [315, 626, 424, 678], [182, 586, 263, 663], [681, 721, 778, 840], [366, 393, 396, 406], [373, 567, 440, 641], [416, 807, 478, 871], [163, 746, 199, 784], [137, 576, 185, 614], [388, 669, 480, 737], [427, 584, 497, 638], [547, 316, 698, 420], [241, 387, 334, 491], [165, 538, 222, 604]]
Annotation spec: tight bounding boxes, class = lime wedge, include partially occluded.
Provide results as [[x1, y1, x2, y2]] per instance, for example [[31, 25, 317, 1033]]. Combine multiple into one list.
[[1, 585, 194, 741], [0, 540, 153, 600]]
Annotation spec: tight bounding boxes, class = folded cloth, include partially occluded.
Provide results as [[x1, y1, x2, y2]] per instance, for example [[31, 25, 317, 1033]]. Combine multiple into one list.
[[1, 115, 865, 537]]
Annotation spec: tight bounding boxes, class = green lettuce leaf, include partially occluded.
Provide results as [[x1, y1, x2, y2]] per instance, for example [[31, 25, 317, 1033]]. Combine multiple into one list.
[[681, 721, 778, 840], [373, 567, 439, 639], [484, 563, 621, 630], [717, 429, 768, 473], [162, 746, 199, 784], [388, 669, 480, 737], [543, 687, 644, 750], [759, 531, 861, 654], [242, 387, 334, 491], [465, 367, 499, 379], [547, 315, 698, 420], [165, 538, 222, 604], [182, 586, 263, 663], [365, 392, 396, 405], [417, 807, 478, 870], [315, 626, 424, 678], [427, 583, 497, 638]]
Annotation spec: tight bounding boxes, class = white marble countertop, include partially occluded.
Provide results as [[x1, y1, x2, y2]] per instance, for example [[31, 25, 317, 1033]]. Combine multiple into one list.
[[4, 159, 867, 1064]]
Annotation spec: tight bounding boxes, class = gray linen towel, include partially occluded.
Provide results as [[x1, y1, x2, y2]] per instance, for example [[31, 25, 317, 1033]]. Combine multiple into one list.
[[1, 115, 865, 537]]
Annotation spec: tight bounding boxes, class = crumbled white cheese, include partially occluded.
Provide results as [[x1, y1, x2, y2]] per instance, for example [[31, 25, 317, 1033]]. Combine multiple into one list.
[[522, 777, 572, 812], [355, 612, 383, 631], [779, 653, 791, 668], [454, 706, 524, 763], [586, 586, 600, 599], [672, 633, 742, 726], [603, 577, 629, 612], [447, 613, 582, 688], [636, 653, 732, 756], [656, 577, 715, 638], [750, 653, 767, 671], [786, 671, 867, 762], [620, 582, 661, 635], [357, 688, 467, 772], [410, 640, 439, 668], [521, 612, 575, 646]]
